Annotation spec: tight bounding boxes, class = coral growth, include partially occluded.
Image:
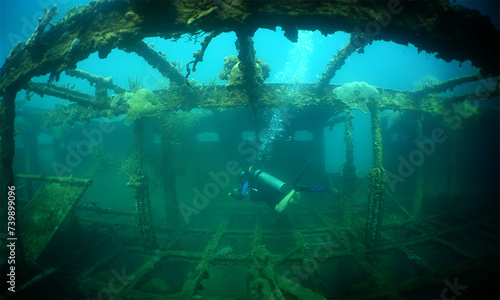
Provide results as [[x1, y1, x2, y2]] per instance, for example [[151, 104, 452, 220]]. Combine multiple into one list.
[[126, 89, 161, 120], [219, 55, 271, 87], [333, 81, 379, 113], [219, 55, 239, 80], [43, 103, 97, 127], [128, 75, 142, 92]]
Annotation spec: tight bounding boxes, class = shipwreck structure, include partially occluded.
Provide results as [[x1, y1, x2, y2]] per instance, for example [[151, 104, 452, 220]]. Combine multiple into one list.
[[0, 0, 498, 299]]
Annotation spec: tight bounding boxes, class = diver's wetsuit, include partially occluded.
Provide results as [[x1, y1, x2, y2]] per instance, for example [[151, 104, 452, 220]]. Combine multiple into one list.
[[229, 162, 329, 211], [247, 175, 283, 208], [230, 170, 282, 208], [230, 170, 288, 208]]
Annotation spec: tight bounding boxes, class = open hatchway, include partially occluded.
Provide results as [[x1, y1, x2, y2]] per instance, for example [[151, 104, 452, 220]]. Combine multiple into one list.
[[0, 0, 499, 299]]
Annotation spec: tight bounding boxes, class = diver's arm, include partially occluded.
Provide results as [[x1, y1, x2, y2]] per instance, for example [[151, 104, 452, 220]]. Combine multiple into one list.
[[229, 189, 246, 200], [228, 180, 250, 200]]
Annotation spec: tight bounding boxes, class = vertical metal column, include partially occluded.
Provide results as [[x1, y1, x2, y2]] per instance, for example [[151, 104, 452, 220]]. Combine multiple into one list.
[[366, 104, 385, 249], [413, 113, 424, 217], [95, 84, 107, 106], [129, 119, 157, 249], [235, 30, 259, 117], [342, 110, 356, 224], [161, 134, 179, 227]]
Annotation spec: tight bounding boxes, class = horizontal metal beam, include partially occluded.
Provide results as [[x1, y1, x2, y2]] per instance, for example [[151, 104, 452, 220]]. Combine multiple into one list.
[[30, 78, 497, 130], [128, 82, 447, 115], [65, 69, 128, 94]]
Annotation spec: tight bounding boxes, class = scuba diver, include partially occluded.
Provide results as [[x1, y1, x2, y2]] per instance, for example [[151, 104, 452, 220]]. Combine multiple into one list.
[[229, 160, 329, 212]]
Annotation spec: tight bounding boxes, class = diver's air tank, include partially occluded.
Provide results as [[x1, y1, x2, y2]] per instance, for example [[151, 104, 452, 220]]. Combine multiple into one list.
[[253, 170, 290, 193]]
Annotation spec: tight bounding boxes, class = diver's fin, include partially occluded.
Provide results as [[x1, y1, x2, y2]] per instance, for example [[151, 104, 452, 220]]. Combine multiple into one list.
[[295, 186, 330, 192], [291, 159, 312, 187], [290, 160, 330, 193]]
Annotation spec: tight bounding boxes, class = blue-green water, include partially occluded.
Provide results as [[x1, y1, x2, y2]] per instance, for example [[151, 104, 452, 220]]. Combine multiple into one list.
[[0, 1, 499, 299]]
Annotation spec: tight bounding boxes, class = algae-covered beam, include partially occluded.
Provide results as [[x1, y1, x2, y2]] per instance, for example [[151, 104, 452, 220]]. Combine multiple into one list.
[[366, 100, 385, 249], [235, 30, 260, 116], [317, 33, 371, 88], [16, 174, 92, 186], [24, 81, 97, 108], [179, 0, 498, 76], [117, 254, 163, 295], [342, 109, 356, 224], [193, 83, 444, 115], [129, 119, 157, 249], [126, 40, 187, 86], [0, 0, 144, 98], [248, 219, 285, 299], [186, 31, 221, 79], [65, 69, 128, 94], [174, 221, 228, 298], [235, 31, 258, 91], [29, 5, 58, 45], [25, 81, 128, 116], [27, 80, 460, 118], [413, 73, 483, 97]]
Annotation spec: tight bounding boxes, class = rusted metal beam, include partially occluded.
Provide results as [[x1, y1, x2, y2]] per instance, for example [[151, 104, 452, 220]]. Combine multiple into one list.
[[126, 40, 187, 87], [174, 221, 228, 298], [235, 30, 260, 116], [342, 109, 356, 225], [317, 33, 371, 88], [24, 77, 492, 128], [129, 119, 157, 249], [24, 81, 96, 107], [366, 102, 385, 249], [412, 73, 485, 97], [65, 69, 128, 94], [16, 174, 93, 186], [186, 31, 221, 79]]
